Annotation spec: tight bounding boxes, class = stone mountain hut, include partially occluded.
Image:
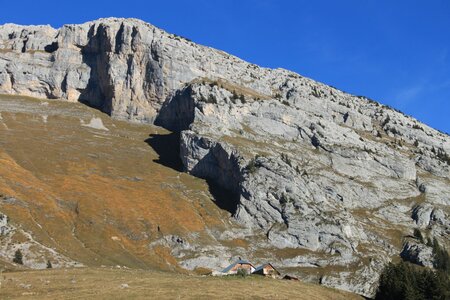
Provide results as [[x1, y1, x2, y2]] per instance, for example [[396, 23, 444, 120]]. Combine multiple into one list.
[[253, 263, 280, 277], [221, 259, 255, 275]]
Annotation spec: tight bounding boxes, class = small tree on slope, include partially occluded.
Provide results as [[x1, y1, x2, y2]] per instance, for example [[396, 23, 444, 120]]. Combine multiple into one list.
[[13, 249, 23, 265]]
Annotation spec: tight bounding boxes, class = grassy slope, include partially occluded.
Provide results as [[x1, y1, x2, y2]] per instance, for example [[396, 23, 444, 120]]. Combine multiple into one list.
[[0, 268, 363, 300], [0, 95, 230, 269]]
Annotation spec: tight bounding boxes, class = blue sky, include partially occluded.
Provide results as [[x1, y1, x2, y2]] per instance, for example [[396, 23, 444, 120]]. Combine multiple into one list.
[[1, 0, 449, 133]]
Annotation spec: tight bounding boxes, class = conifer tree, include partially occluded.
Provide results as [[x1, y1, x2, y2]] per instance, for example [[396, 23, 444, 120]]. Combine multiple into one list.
[[13, 249, 23, 265]]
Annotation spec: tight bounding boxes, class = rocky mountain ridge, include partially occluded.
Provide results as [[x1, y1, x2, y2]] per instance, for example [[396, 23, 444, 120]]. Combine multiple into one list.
[[0, 18, 449, 297]]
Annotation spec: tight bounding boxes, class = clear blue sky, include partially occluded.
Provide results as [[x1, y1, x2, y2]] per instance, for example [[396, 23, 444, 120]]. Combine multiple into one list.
[[1, 0, 449, 133]]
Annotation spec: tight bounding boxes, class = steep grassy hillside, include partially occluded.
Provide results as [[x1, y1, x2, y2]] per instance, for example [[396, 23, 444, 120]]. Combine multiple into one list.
[[0, 94, 233, 270]]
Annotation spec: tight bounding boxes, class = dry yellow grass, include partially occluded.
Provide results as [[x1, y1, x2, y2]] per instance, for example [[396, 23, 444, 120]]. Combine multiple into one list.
[[0, 95, 231, 270], [0, 268, 363, 300]]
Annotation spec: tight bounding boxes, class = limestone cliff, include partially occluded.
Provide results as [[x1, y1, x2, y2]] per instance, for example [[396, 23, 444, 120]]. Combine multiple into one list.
[[0, 18, 271, 122]]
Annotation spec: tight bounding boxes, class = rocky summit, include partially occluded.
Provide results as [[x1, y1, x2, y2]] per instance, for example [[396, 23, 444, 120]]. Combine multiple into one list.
[[0, 18, 449, 297]]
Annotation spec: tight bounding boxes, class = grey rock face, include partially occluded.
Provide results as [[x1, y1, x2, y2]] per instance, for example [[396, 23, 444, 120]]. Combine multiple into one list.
[[400, 241, 434, 268], [0, 212, 13, 236], [1, 18, 450, 297], [0, 18, 272, 122], [159, 81, 449, 297], [411, 204, 450, 242]]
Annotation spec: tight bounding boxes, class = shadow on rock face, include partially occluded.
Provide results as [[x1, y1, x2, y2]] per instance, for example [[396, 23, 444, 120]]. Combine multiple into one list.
[[145, 132, 184, 172], [145, 132, 240, 215], [206, 179, 240, 215]]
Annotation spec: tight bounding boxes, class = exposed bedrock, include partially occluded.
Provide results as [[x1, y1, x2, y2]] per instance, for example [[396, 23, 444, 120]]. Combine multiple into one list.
[[153, 80, 449, 297], [155, 85, 195, 132], [180, 131, 243, 214], [0, 18, 272, 122], [400, 240, 434, 268]]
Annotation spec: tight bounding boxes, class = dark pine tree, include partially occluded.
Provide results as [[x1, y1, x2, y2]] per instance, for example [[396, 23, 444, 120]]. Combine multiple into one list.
[[13, 249, 23, 265]]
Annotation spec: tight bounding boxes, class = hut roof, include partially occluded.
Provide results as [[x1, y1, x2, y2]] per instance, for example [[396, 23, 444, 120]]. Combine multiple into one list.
[[253, 263, 279, 273], [221, 260, 254, 273]]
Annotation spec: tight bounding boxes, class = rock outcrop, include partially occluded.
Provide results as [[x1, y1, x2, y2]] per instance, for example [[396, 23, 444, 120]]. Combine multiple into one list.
[[400, 240, 434, 268], [1, 18, 449, 297], [0, 212, 13, 236]]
